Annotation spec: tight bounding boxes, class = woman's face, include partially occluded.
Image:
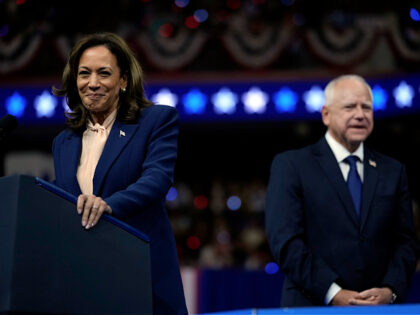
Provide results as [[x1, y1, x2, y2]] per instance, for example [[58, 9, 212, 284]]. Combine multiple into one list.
[[76, 45, 127, 123]]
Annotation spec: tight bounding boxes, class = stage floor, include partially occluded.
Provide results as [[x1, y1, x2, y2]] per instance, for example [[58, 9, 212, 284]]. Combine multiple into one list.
[[198, 303, 420, 314]]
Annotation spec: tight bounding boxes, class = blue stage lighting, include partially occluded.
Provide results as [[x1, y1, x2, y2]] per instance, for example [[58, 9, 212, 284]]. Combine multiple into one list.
[[265, 262, 279, 275], [2, 74, 420, 125], [194, 9, 208, 23], [5, 91, 26, 117], [410, 8, 420, 21], [175, 0, 189, 8], [372, 85, 387, 111], [273, 87, 298, 113], [183, 89, 207, 114], [166, 187, 178, 201], [227, 196, 241, 211]]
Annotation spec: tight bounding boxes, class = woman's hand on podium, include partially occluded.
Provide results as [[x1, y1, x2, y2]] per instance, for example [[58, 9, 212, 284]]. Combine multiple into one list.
[[76, 194, 112, 230]]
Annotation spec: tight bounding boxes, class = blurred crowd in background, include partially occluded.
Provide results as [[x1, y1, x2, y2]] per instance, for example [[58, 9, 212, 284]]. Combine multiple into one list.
[[168, 178, 268, 268]]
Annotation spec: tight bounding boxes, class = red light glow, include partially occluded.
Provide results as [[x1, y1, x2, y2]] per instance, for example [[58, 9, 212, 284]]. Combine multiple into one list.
[[227, 0, 241, 10], [186, 236, 201, 250], [193, 195, 208, 210], [159, 23, 174, 37], [185, 16, 200, 29]]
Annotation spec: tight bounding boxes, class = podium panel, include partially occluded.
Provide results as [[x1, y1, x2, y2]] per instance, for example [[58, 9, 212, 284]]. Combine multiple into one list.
[[0, 175, 152, 314]]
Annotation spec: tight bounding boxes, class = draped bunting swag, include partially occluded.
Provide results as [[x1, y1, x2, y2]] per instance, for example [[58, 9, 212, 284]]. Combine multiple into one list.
[[1, 14, 420, 74]]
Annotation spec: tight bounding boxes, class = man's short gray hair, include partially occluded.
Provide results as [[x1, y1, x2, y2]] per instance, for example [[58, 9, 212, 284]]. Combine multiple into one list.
[[324, 74, 373, 107]]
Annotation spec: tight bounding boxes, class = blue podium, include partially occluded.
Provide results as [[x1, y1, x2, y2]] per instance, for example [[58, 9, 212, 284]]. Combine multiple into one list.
[[0, 175, 152, 314]]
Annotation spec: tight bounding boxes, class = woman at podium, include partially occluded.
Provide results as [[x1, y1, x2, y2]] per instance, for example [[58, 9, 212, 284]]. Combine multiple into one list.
[[52, 32, 187, 315]]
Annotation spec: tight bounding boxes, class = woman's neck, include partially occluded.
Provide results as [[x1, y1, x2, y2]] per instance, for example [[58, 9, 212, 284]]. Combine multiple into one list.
[[90, 108, 117, 125]]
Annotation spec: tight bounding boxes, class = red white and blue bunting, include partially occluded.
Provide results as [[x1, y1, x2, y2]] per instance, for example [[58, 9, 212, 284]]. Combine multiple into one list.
[[1, 15, 420, 74], [135, 29, 208, 70], [0, 30, 43, 73], [221, 13, 293, 68], [305, 17, 381, 66]]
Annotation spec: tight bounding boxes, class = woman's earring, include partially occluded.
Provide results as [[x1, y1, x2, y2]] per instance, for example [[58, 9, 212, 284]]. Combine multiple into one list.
[[121, 87, 126, 93]]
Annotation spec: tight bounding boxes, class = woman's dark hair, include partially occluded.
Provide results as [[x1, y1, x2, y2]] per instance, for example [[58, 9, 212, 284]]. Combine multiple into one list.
[[53, 32, 152, 131]]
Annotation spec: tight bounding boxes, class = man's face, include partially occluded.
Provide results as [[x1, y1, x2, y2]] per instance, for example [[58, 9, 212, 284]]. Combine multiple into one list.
[[321, 78, 374, 152]]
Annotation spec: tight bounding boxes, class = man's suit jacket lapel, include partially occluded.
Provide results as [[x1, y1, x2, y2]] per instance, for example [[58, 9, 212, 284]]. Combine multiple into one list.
[[60, 131, 82, 195], [360, 149, 379, 230], [92, 120, 139, 195], [312, 138, 360, 227]]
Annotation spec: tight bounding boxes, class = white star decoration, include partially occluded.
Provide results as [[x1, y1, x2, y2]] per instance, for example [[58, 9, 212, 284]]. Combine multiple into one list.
[[242, 87, 268, 114], [303, 86, 324, 112], [212, 87, 238, 114], [151, 88, 178, 107], [34, 90, 57, 118], [393, 81, 414, 108]]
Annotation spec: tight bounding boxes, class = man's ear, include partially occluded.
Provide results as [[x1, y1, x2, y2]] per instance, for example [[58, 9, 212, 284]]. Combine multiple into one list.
[[321, 105, 329, 126]]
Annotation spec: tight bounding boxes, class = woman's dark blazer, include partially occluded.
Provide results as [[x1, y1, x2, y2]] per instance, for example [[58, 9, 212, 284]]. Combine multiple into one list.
[[52, 104, 187, 315]]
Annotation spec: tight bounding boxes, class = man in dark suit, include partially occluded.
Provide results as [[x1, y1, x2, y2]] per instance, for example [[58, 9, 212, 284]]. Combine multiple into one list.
[[265, 74, 419, 307]]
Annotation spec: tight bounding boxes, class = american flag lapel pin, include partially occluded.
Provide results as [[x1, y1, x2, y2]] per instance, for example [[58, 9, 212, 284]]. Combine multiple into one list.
[[119, 130, 126, 137], [369, 159, 376, 168]]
